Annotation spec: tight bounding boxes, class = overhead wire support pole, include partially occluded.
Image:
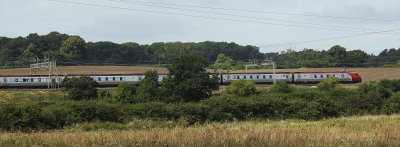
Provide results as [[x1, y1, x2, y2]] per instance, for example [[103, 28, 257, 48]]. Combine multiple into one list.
[[261, 59, 276, 85]]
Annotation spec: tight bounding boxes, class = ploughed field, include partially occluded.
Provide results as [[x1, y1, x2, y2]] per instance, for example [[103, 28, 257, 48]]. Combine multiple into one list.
[[0, 66, 399, 83]]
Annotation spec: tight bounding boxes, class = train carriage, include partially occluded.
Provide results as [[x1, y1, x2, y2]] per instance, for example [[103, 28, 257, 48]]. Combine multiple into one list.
[[221, 72, 292, 84]]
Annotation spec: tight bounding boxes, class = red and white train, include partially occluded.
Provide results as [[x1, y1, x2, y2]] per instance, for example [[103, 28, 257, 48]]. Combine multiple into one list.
[[0, 72, 362, 88]]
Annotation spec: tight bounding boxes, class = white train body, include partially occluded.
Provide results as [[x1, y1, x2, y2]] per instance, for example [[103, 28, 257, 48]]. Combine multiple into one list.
[[0, 72, 361, 88]]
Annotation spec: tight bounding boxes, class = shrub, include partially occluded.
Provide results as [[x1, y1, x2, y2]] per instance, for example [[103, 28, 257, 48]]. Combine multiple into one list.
[[225, 80, 257, 96], [358, 81, 377, 94], [61, 76, 98, 100], [382, 93, 400, 114], [271, 82, 293, 93], [201, 95, 250, 121], [115, 82, 136, 103], [40, 104, 76, 129], [317, 77, 339, 91]]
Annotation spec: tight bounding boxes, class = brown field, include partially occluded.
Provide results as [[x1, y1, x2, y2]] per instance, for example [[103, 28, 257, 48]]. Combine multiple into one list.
[[1, 114, 400, 146], [0, 66, 399, 83]]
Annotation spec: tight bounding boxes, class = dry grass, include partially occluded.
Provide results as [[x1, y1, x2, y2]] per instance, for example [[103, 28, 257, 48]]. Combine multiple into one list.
[[0, 66, 399, 83], [1, 114, 400, 146]]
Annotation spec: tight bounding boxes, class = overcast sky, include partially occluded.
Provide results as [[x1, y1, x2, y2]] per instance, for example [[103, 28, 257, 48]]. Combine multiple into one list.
[[1, 0, 399, 55]]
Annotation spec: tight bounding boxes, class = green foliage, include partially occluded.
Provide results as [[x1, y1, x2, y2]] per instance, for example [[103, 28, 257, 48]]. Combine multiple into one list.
[[271, 82, 293, 93], [327, 45, 347, 67], [135, 70, 159, 103], [60, 36, 87, 60], [115, 82, 136, 103], [317, 77, 339, 91], [225, 80, 256, 96], [382, 93, 400, 114], [212, 54, 233, 70], [160, 53, 219, 102], [61, 76, 98, 100]]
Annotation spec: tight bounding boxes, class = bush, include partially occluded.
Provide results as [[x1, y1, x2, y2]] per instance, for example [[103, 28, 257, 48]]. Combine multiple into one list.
[[61, 76, 98, 100], [317, 77, 339, 91], [225, 80, 257, 96], [271, 82, 293, 93], [115, 82, 136, 103], [382, 93, 400, 114]]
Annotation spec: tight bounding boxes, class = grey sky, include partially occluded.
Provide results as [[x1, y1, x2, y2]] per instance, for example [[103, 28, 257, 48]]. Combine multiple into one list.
[[1, 0, 399, 55]]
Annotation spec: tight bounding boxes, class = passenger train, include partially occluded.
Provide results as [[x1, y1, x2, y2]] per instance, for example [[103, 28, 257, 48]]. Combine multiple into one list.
[[0, 72, 362, 88]]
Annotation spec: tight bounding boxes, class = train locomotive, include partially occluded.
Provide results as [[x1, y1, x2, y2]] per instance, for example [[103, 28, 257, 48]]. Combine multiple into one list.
[[0, 72, 362, 88]]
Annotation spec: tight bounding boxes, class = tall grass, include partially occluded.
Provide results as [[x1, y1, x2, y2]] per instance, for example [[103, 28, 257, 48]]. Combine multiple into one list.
[[1, 114, 400, 146]]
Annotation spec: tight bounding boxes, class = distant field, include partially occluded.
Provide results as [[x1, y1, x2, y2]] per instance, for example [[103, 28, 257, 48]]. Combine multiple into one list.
[[0, 66, 399, 83]]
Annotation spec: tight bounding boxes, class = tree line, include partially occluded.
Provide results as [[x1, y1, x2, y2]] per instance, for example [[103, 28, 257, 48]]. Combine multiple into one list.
[[0, 31, 399, 68]]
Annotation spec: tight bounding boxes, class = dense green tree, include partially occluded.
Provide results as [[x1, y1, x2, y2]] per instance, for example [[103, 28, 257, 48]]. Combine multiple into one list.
[[136, 70, 159, 102], [346, 50, 368, 67], [212, 54, 233, 70], [327, 45, 347, 67], [21, 43, 40, 60], [61, 76, 98, 100], [160, 53, 219, 103], [60, 36, 87, 60]]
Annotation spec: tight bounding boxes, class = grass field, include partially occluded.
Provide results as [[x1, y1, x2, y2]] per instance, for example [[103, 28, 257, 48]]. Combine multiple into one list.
[[0, 66, 399, 83], [1, 114, 400, 146]]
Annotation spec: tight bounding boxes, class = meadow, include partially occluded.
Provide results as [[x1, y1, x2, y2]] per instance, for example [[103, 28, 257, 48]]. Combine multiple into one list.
[[1, 115, 400, 146]]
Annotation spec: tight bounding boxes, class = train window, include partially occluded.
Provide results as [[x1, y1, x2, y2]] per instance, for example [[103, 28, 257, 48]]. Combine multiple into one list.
[[3, 79, 6, 82], [314, 75, 317, 78], [227, 76, 230, 80], [236, 76, 239, 79], [244, 76, 246, 79], [98, 77, 101, 81], [106, 77, 108, 81], [11, 78, 16, 82], [122, 77, 126, 81], [256, 75, 259, 79], [113, 77, 116, 81], [31, 78, 33, 82], [250, 75, 253, 79], [120, 77, 123, 81]]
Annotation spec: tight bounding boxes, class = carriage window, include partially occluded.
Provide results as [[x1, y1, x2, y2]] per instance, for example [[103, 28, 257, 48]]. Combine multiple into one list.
[[98, 77, 101, 81], [122, 77, 126, 81], [257, 75, 259, 79], [106, 77, 108, 81], [244, 76, 247, 79], [120, 77, 123, 81], [237, 76, 239, 79], [250, 75, 253, 79], [314, 75, 317, 78], [113, 77, 116, 81]]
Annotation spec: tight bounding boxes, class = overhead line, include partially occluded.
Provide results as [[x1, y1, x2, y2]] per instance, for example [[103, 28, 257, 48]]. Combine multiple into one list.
[[259, 29, 400, 48], [48, 0, 399, 33], [111, 0, 400, 22], [109, 0, 392, 33]]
